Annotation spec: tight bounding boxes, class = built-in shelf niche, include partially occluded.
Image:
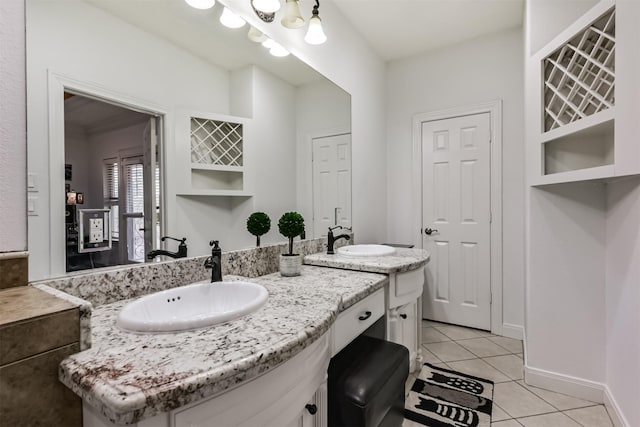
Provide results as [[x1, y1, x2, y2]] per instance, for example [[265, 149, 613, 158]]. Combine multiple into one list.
[[530, 2, 622, 187], [543, 118, 614, 175], [190, 168, 243, 191], [181, 113, 249, 196]]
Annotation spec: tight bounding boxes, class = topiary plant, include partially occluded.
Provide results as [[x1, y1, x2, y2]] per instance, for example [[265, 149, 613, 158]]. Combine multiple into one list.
[[246, 212, 271, 247], [278, 211, 305, 255]]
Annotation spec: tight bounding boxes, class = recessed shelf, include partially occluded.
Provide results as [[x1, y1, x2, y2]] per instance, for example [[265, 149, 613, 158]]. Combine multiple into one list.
[[543, 117, 614, 176], [532, 164, 615, 187], [176, 190, 253, 197], [189, 163, 244, 173]]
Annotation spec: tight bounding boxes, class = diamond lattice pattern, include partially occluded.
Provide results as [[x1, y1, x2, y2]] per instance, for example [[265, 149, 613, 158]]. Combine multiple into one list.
[[543, 8, 615, 132], [190, 117, 243, 166]]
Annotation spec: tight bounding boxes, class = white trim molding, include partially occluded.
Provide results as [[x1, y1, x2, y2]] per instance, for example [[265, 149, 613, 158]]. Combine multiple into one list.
[[604, 386, 630, 427], [412, 100, 506, 336], [524, 365, 630, 426], [524, 364, 605, 403], [46, 70, 168, 278]]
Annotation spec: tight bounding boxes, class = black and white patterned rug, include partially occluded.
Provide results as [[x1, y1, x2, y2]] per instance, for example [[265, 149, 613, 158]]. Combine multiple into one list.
[[404, 363, 494, 427]]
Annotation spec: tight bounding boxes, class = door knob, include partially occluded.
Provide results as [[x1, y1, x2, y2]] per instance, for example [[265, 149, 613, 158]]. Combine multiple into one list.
[[424, 228, 438, 235]]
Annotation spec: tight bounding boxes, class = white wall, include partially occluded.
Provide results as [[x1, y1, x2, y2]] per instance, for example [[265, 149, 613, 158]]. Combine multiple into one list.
[[295, 79, 351, 236], [0, 0, 27, 252], [527, 184, 607, 382], [386, 28, 525, 331], [64, 126, 91, 199], [526, 0, 599, 55], [605, 177, 640, 427]]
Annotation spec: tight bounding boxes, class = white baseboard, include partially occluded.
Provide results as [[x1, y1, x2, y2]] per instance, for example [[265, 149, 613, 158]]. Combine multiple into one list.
[[500, 323, 524, 340], [524, 365, 605, 403], [604, 386, 630, 427]]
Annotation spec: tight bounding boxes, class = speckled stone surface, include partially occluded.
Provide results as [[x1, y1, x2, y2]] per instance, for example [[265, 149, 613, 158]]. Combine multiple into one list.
[[58, 266, 386, 425], [303, 247, 430, 274], [33, 284, 93, 351], [32, 236, 347, 308]]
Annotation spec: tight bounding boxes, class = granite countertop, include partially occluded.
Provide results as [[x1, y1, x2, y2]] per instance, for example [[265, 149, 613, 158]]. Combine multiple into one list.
[[58, 266, 387, 425], [303, 247, 430, 274], [0, 286, 76, 326]]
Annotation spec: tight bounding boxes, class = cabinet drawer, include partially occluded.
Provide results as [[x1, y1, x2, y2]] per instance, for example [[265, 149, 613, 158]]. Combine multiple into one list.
[[332, 289, 385, 355], [389, 267, 424, 308]]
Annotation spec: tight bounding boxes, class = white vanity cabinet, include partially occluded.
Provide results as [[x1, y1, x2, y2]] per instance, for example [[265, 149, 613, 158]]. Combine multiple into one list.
[[385, 267, 425, 372]]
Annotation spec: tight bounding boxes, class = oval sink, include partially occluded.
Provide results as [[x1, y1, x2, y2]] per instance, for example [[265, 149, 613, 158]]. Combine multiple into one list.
[[117, 281, 268, 333], [337, 244, 397, 257]]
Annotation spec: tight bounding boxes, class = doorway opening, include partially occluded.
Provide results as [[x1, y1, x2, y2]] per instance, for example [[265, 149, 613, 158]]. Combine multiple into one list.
[[63, 92, 162, 273]]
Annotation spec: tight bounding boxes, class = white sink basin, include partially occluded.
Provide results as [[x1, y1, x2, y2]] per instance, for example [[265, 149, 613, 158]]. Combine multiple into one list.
[[337, 244, 397, 257], [117, 281, 268, 333]]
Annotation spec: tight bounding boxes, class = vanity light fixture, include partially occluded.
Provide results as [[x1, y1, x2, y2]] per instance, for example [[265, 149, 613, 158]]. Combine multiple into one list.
[[184, 0, 216, 10], [252, 0, 281, 14], [281, 0, 305, 29], [220, 7, 246, 28], [304, 0, 327, 45]]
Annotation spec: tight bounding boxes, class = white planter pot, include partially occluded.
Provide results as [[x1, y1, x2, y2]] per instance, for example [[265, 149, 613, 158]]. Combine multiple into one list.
[[280, 254, 302, 277]]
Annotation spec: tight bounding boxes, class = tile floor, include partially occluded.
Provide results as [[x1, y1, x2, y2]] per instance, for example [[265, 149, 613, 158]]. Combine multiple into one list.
[[404, 320, 614, 427]]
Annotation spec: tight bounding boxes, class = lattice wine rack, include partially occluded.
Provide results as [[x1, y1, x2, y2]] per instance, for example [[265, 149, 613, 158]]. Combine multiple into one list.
[[190, 117, 243, 167], [542, 8, 615, 132]]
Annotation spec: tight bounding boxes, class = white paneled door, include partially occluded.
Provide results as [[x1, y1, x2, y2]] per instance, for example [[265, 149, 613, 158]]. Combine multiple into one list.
[[312, 133, 352, 238], [421, 113, 491, 330]]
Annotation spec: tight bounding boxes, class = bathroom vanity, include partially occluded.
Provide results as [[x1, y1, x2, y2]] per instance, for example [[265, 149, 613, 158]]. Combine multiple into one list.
[[304, 247, 429, 372], [35, 241, 429, 427]]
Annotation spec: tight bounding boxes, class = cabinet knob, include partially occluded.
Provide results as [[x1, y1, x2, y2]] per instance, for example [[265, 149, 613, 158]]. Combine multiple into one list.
[[400, 313, 407, 319], [305, 404, 318, 415]]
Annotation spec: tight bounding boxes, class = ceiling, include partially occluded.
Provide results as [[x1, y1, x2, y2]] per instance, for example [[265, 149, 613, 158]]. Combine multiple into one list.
[[64, 94, 151, 134], [331, 0, 525, 61]]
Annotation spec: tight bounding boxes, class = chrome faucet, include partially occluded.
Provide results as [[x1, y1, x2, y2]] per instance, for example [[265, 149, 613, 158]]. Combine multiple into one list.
[[327, 226, 351, 255], [147, 236, 187, 260], [204, 240, 223, 283]]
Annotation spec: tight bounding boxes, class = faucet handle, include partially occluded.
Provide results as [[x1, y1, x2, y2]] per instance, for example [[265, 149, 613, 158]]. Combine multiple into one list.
[[162, 236, 186, 244]]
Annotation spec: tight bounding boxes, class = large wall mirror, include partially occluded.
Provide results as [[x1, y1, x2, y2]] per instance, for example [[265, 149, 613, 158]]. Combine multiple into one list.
[[26, 0, 351, 281]]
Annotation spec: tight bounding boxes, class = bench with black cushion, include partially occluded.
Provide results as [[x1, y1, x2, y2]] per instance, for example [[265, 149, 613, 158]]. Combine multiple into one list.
[[329, 335, 409, 427]]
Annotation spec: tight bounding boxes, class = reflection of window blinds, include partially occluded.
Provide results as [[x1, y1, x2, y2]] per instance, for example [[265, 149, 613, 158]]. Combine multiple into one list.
[[125, 163, 145, 214], [103, 161, 119, 200]]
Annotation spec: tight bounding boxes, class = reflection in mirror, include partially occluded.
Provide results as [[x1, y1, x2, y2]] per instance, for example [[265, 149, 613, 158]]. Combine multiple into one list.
[[63, 94, 162, 273], [26, 0, 351, 281]]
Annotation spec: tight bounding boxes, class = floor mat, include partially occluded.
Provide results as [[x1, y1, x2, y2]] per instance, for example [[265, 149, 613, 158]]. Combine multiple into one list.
[[404, 363, 494, 427]]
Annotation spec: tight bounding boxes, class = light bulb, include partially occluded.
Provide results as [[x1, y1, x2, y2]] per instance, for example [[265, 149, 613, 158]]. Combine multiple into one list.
[[304, 15, 327, 45], [252, 0, 281, 14], [270, 43, 290, 57], [184, 0, 216, 10], [281, 0, 304, 29], [248, 26, 268, 43], [220, 7, 246, 29], [262, 38, 276, 49]]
